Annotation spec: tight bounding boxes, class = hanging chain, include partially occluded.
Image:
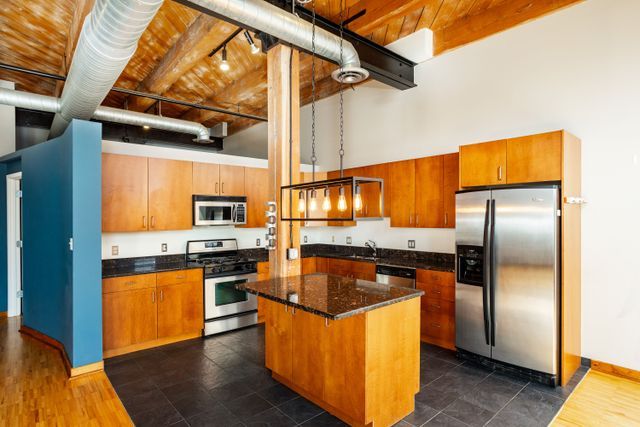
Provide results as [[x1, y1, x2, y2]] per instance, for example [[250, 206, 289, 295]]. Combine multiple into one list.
[[311, 0, 317, 182], [338, 0, 345, 178]]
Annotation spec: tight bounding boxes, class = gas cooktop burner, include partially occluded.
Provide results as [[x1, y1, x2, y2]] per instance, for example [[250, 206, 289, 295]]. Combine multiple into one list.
[[186, 239, 258, 278]]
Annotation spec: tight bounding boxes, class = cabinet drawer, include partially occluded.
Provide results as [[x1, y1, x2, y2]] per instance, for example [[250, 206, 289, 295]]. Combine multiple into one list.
[[416, 269, 454, 287], [351, 260, 375, 274], [422, 297, 454, 316], [103, 273, 156, 294], [418, 282, 455, 302], [157, 269, 202, 286], [421, 311, 454, 341]]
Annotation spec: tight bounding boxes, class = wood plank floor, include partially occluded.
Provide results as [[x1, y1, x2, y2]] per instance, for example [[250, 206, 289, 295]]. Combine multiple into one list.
[[0, 316, 131, 426], [553, 370, 640, 426]]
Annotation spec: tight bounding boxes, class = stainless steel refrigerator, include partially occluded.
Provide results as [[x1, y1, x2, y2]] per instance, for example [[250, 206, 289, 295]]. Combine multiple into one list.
[[455, 186, 560, 382]]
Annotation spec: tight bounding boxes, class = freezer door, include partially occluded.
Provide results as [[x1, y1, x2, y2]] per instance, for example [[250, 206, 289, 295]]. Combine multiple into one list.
[[455, 190, 492, 358], [491, 187, 559, 375]]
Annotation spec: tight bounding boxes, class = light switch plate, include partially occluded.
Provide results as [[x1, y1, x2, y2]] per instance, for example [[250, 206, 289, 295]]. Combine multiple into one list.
[[161, 243, 168, 252], [303, 235, 308, 243], [346, 236, 352, 245], [111, 245, 119, 256], [256, 238, 261, 247], [287, 247, 299, 260], [332, 236, 335, 243], [408, 240, 416, 249]]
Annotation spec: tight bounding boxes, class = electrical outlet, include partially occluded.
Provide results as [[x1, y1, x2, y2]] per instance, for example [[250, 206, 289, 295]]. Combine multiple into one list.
[[256, 238, 261, 247], [346, 236, 352, 245], [303, 235, 308, 243], [332, 235, 335, 243], [161, 243, 168, 252], [408, 240, 416, 249], [111, 245, 119, 256]]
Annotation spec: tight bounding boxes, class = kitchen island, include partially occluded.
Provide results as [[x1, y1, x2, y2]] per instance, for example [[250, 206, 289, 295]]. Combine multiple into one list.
[[239, 273, 423, 427]]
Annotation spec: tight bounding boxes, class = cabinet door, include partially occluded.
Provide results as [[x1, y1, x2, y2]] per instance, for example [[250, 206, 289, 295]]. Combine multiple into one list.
[[301, 257, 317, 274], [506, 131, 562, 183], [243, 167, 269, 228], [292, 310, 326, 398], [351, 261, 376, 281], [327, 258, 352, 277], [157, 281, 204, 339], [460, 140, 507, 187], [356, 164, 386, 218], [442, 153, 459, 228], [415, 156, 444, 228], [102, 153, 149, 232], [103, 288, 157, 351], [219, 165, 245, 196], [148, 158, 193, 230], [193, 162, 220, 195], [388, 159, 416, 227], [264, 299, 293, 380], [315, 257, 328, 273]]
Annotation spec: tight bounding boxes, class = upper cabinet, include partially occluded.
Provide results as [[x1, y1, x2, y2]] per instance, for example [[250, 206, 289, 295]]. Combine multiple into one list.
[[460, 139, 507, 187], [148, 158, 193, 231], [102, 154, 192, 232], [388, 160, 416, 228], [102, 153, 149, 232], [415, 156, 443, 228], [442, 153, 459, 228], [192, 163, 245, 196], [243, 167, 269, 228], [460, 131, 563, 187]]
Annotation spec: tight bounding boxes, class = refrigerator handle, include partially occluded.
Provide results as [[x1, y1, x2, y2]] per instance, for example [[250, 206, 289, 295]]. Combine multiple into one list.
[[482, 199, 491, 346], [490, 199, 496, 347]]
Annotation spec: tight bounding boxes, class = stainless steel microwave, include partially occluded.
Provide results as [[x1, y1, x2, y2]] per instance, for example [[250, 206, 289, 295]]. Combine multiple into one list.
[[193, 195, 247, 226]]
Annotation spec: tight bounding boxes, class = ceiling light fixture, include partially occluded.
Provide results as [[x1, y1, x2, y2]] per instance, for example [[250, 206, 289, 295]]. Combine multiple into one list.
[[220, 45, 230, 71], [244, 30, 260, 55], [322, 187, 331, 212]]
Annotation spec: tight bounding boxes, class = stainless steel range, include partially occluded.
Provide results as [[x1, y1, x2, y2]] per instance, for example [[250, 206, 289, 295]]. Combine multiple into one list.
[[186, 239, 258, 336]]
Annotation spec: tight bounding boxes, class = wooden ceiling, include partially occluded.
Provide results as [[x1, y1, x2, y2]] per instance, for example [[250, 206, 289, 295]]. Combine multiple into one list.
[[0, 0, 582, 135]]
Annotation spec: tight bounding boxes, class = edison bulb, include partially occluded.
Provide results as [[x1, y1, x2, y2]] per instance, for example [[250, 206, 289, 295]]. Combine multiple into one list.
[[337, 187, 347, 212], [297, 191, 306, 213], [322, 188, 331, 212], [309, 190, 318, 211], [354, 185, 363, 211]]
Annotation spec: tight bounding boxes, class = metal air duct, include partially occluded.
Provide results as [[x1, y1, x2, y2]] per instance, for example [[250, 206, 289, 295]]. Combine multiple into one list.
[[49, 0, 164, 137], [0, 88, 211, 142], [182, 0, 369, 84]]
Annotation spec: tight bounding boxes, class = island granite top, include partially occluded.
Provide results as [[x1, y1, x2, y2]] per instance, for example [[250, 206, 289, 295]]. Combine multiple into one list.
[[237, 273, 424, 320]]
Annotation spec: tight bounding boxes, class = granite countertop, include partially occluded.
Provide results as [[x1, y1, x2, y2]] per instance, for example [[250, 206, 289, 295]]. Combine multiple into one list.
[[238, 273, 424, 320], [102, 255, 200, 279]]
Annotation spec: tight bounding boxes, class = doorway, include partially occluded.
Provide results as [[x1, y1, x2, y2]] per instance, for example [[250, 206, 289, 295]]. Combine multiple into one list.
[[6, 172, 22, 317]]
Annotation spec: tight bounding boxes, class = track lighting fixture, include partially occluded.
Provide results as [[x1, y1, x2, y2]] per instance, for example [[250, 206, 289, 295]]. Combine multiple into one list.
[[220, 45, 230, 71], [244, 30, 260, 55]]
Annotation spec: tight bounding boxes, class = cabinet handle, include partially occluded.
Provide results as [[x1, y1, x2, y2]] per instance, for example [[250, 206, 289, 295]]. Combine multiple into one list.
[[498, 166, 503, 181], [176, 275, 186, 279], [429, 304, 441, 309], [215, 182, 219, 194], [409, 214, 413, 225], [143, 216, 147, 228], [432, 289, 441, 294], [444, 213, 448, 226], [416, 214, 420, 226], [431, 322, 441, 328], [221, 182, 225, 194], [160, 290, 164, 302], [151, 216, 156, 227], [124, 281, 135, 286], [152, 291, 156, 303]]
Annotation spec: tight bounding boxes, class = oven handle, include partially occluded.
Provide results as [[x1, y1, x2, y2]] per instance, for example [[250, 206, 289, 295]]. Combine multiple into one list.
[[207, 273, 258, 284]]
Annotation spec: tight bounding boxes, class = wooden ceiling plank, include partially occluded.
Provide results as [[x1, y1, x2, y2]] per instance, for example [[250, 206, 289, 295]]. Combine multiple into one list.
[[399, 7, 426, 39], [127, 14, 238, 112], [415, 0, 446, 31], [54, 0, 94, 97], [431, 0, 463, 30], [342, 0, 432, 35], [434, 0, 584, 54]]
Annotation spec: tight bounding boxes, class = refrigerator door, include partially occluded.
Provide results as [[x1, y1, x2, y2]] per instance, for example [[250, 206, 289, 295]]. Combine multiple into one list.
[[490, 187, 560, 375], [455, 190, 492, 358]]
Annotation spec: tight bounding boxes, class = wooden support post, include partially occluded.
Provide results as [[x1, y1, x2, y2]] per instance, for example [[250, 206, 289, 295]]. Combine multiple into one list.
[[267, 45, 301, 278]]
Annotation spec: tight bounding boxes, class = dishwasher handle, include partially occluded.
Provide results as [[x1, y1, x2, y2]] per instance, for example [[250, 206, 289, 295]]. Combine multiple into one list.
[[375, 265, 416, 279]]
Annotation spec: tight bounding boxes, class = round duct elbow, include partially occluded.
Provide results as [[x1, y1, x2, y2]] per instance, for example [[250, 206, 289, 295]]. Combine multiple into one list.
[[331, 66, 369, 84]]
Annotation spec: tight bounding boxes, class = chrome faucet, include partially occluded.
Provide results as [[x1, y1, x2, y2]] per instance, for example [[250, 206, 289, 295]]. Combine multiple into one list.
[[365, 240, 377, 258]]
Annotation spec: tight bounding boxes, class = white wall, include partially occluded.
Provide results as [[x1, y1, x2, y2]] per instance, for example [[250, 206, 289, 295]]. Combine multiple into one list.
[[101, 140, 315, 259], [231, 0, 640, 370], [0, 81, 16, 156]]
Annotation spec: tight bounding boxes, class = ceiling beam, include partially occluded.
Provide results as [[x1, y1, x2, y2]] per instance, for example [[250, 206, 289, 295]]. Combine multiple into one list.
[[434, 0, 584, 54], [343, 0, 435, 35], [54, 0, 94, 97], [126, 14, 238, 112]]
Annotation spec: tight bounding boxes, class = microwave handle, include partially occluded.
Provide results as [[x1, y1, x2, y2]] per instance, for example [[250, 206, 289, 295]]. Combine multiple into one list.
[[232, 203, 237, 222]]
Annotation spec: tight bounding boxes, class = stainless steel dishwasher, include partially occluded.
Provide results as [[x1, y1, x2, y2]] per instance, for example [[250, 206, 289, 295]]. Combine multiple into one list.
[[375, 264, 416, 288]]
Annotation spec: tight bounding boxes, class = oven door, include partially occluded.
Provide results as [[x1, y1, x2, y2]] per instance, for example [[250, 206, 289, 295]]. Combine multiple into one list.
[[194, 201, 236, 226], [205, 274, 257, 320]]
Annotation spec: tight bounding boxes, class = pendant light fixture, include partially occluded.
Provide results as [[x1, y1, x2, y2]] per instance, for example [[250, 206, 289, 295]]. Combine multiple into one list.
[[244, 30, 260, 55], [219, 45, 230, 71], [279, 0, 384, 223]]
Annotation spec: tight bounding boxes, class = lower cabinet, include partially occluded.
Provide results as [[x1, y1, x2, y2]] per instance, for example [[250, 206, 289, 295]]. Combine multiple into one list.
[[257, 261, 270, 324], [102, 269, 204, 358], [316, 257, 376, 281], [416, 269, 455, 350]]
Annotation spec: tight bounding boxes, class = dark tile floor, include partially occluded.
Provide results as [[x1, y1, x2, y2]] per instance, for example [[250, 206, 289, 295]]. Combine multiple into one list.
[[105, 325, 588, 427]]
